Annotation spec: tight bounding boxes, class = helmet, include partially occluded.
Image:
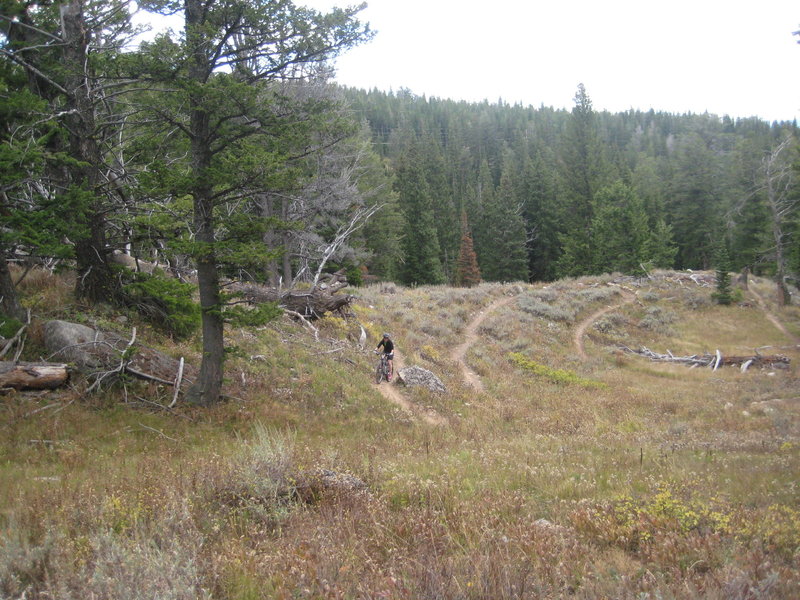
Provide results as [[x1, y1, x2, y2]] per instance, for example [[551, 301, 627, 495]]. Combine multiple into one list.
[[382, 333, 390, 338]]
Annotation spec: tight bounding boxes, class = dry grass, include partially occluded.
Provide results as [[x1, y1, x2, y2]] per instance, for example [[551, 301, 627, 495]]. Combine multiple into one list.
[[1, 273, 799, 598]]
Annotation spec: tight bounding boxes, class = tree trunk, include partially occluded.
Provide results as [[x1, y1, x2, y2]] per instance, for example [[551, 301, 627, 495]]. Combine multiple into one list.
[[763, 137, 794, 306], [282, 227, 293, 284], [186, 243, 225, 405], [262, 195, 293, 286], [772, 211, 791, 306], [184, 0, 224, 405], [184, 162, 225, 405], [261, 193, 282, 286], [74, 226, 118, 303], [60, 0, 119, 303], [737, 267, 749, 291], [0, 257, 26, 321]]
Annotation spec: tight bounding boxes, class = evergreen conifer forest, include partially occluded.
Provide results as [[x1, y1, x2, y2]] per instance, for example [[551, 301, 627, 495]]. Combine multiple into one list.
[[344, 84, 799, 288], [1, 2, 800, 598], [2, 2, 798, 302]]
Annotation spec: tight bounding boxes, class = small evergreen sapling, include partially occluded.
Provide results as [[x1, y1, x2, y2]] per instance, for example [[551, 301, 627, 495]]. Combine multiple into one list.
[[122, 271, 200, 338], [712, 244, 733, 305]]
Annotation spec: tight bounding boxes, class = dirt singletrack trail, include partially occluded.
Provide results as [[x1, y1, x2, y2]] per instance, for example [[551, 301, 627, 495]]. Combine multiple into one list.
[[574, 291, 635, 360], [374, 350, 447, 426], [374, 293, 516, 423], [749, 287, 800, 344], [450, 294, 517, 392]]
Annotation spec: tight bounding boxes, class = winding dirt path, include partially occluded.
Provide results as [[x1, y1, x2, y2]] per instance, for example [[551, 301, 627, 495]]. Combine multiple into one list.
[[574, 291, 635, 360], [450, 294, 517, 392], [749, 287, 800, 344], [374, 293, 517, 424]]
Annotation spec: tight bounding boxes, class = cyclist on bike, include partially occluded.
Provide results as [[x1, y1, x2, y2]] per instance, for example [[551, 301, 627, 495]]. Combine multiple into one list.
[[376, 333, 395, 381]]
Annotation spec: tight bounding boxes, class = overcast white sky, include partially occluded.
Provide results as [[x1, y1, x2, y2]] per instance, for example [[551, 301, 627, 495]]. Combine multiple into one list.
[[299, 0, 799, 122]]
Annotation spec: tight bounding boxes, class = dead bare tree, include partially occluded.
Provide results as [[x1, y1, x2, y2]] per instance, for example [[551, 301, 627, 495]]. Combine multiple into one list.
[[761, 135, 798, 305], [288, 127, 388, 287]]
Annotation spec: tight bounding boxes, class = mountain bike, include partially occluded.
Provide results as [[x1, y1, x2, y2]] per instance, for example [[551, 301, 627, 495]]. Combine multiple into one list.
[[374, 351, 390, 384]]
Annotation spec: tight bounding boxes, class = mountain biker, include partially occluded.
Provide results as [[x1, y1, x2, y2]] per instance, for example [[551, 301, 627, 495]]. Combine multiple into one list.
[[376, 333, 394, 381]]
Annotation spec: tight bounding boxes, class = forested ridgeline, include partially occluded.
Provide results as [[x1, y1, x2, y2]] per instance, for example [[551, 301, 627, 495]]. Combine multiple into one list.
[[1, 1, 798, 407], [343, 85, 799, 291]]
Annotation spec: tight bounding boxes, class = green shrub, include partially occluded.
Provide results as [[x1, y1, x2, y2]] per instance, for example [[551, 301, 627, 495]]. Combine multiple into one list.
[[518, 296, 576, 322], [527, 288, 559, 303], [638, 306, 677, 334], [576, 287, 618, 303], [683, 292, 710, 310], [220, 425, 298, 523], [0, 315, 24, 339], [122, 271, 200, 339], [325, 262, 363, 287], [593, 311, 626, 334], [509, 352, 605, 388]]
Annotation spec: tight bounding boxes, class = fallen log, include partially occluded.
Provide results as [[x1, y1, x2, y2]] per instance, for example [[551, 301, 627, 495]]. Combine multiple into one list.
[[619, 346, 790, 370], [0, 361, 68, 390], [718, 354, 790, 368], [236, 269, 355, 320]]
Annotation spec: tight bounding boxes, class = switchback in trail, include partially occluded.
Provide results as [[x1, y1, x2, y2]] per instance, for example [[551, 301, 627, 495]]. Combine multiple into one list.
[[450, 294, 517, 392], [573, 291, 635, 360], [374, 292, 517, 424]]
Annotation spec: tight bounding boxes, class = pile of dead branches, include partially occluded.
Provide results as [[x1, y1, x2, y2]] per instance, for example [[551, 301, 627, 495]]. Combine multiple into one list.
[[236, 269, 354, 321], [619, 345, 790, 371]]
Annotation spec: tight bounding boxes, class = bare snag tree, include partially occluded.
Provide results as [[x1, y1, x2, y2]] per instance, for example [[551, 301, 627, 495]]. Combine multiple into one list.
[[761, 135, 798, 306]]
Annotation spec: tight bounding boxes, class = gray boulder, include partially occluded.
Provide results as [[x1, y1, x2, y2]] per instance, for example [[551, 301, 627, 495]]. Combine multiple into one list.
[[397, 365, 446, 393], [43, 320, 113, 368], [43, 320, 192, 383]]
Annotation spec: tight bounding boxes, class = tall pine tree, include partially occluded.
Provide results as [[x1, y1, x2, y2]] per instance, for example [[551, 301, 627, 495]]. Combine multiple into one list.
[[557, 84, 611, 276], [520, 150, 560, 281], [138, 0, 370, 405], [590, 182, 650, 274], [394, 139, 445, 285], [668, 132, 722, 269], [479, 168, 529, 282]]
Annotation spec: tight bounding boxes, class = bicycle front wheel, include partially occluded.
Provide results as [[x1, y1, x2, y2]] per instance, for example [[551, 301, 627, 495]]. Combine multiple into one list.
[[375, 363, 384, 384]]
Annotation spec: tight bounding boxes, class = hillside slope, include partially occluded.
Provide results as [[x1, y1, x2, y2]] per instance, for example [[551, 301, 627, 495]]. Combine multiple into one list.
[[1, 270, 799, 599]]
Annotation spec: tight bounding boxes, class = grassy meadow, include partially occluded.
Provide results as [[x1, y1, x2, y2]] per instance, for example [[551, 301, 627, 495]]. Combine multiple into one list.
[[1, 269, 799, 599]]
